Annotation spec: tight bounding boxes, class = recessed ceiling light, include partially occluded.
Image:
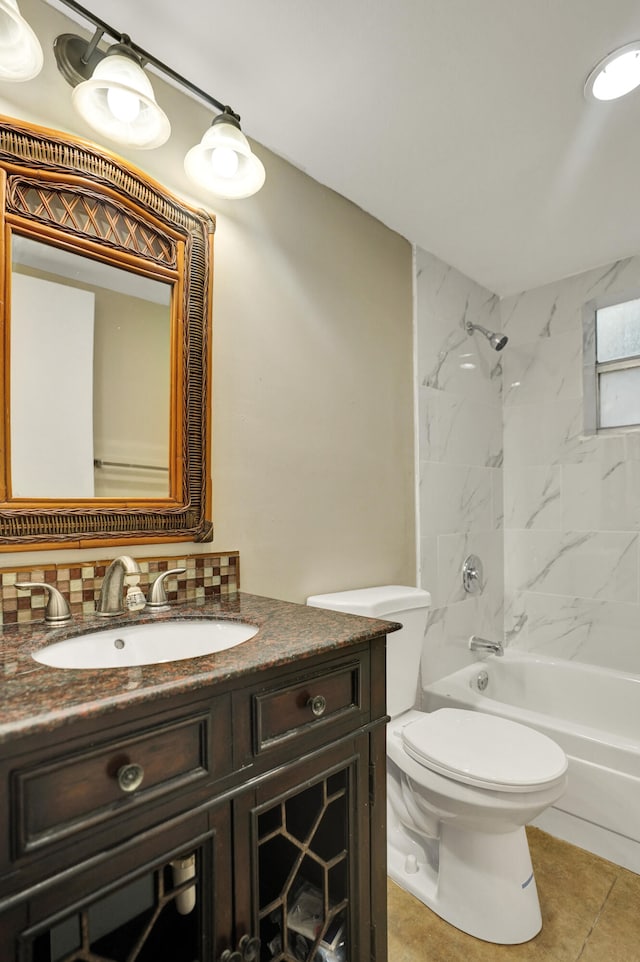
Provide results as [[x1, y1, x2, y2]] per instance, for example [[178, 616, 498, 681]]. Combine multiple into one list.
[[585, 41, 640, 101]]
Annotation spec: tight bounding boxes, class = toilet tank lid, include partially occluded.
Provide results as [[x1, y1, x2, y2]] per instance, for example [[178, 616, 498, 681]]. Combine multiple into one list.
[[306, 585, 431, 617]]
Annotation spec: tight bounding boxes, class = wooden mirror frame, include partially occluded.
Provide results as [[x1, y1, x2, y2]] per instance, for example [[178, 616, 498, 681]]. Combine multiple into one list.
[[0, 116, 214, 550]]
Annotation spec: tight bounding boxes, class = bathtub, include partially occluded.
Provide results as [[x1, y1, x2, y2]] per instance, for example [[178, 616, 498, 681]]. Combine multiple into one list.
[[422, 650, 640, 873]]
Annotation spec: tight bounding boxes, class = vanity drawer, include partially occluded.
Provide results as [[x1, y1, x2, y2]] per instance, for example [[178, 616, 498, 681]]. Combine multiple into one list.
[[13, 706, 223, 859], [253, 655, 369, 754]]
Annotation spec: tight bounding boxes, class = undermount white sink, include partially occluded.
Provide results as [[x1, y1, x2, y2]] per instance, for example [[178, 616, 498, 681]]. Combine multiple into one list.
[[32, 619, 259, 669]]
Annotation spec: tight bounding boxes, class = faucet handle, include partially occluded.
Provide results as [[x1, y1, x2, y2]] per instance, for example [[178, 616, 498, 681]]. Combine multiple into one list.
[[15, 582, 72, 625], [146, 567, 187, 609]]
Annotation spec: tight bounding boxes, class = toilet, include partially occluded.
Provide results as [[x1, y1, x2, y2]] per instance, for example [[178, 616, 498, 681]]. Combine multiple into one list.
[[306, 586, 568, 945]]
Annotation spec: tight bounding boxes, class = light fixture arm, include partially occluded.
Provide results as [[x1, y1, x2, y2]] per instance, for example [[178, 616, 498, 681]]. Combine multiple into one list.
[[52, 0, 237, 119], [80, 26, 103, 65]]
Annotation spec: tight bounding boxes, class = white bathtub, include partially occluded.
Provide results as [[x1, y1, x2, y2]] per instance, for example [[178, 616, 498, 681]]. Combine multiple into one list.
[[422, 651, 640, 873]]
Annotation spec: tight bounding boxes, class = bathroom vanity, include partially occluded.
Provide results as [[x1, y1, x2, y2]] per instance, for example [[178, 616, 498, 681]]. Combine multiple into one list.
[[0, 593, 392, 962], [0, 114, 391, 962]]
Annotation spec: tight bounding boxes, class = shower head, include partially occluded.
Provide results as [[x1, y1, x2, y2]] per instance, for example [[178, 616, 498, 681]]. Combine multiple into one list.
[[466, 322, 508, 352]]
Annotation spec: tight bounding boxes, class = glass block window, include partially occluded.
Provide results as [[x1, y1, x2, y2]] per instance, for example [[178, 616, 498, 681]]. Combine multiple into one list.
[[594, 297, 640, 430]]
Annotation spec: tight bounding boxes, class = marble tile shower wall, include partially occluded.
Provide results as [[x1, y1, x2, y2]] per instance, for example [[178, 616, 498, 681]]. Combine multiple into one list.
[[501, 256, 640, 674], [415, 249, 504, 685]]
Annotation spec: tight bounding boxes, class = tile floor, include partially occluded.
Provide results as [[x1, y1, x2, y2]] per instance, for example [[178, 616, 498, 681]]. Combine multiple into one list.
[[387, 827, 640, 962]]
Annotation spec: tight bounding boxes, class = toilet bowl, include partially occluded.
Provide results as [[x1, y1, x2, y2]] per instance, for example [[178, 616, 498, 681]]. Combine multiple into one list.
[[386, 708, 567, 943], [307, 586, 569, 945]]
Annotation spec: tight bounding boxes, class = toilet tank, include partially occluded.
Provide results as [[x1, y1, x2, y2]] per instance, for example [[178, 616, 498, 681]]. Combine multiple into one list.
[[306, 586, 431, 718]]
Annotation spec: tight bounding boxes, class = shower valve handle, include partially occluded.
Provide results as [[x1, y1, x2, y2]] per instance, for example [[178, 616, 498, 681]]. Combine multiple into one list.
[[462, 555, 483, 594]]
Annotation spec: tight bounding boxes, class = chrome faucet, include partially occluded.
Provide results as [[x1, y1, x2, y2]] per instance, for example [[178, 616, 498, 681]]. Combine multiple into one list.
[[96, 556, 145, 617], [469, 635, 504, 657]]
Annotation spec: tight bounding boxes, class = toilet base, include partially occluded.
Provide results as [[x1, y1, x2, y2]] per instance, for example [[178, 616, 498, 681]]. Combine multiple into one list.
[[388, 820, 542, 944]]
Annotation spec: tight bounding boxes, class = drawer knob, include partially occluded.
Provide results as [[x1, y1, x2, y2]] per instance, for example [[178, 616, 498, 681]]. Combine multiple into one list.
[[117, 762, 144, 793], [307, 694, 327, 717]]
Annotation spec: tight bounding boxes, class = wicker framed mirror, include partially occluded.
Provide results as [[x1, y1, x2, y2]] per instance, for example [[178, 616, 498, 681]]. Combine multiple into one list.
[[0, 115, 214, 550]]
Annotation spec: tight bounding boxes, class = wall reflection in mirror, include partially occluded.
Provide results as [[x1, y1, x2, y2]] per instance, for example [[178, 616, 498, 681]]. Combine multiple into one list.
[[10, 235, 171, 500]]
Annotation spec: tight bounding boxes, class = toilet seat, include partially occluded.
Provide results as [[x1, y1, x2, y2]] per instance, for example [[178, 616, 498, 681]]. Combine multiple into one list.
[[401, 708, 568, 793]]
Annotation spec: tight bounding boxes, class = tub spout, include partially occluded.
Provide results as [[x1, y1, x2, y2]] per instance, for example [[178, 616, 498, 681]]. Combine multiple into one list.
[[469, 635, 504, 656]]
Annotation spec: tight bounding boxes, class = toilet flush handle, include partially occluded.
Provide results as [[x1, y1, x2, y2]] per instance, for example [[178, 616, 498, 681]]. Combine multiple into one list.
[[307, 694, 327, 717]]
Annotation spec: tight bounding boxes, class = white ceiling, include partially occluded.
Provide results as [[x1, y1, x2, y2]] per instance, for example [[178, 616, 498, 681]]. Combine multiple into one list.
[[52, 0, 640, 295]]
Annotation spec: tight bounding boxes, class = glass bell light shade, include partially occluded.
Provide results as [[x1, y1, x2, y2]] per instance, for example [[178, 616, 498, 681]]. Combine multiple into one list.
[[184, 113, 265, 199], [0, 0, 43, 82], [72, 46, 170, 149]]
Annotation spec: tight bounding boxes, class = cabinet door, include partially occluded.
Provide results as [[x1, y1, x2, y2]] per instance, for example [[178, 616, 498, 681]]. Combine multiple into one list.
[[1, 804, 232, 962], [234, 736, 371, 962]]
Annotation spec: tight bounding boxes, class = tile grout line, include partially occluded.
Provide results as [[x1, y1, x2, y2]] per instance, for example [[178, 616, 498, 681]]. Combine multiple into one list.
[[574, 874, 618, 960]]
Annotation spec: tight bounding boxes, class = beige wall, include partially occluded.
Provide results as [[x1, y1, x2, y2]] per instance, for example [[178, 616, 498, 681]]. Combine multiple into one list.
[[0, 0, 415, 602]]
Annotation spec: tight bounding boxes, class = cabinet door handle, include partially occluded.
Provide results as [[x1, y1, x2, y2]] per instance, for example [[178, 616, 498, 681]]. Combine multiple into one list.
[[220, 937, 260, 962], [307, 694, 327, 717], [117, 762, 144, 793], [239, 935, 261, 961]]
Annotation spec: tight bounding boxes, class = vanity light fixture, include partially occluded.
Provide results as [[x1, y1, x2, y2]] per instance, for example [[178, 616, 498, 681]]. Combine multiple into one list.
[[0, 0, 43, 81], [56, 32, 171, 149], [184, 109, 266, 200], [585, 41, 640, 101], [48, 0, 265, 195]]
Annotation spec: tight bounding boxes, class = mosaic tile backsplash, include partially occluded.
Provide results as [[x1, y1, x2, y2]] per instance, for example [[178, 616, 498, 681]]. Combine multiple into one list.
[[0, 552, 239, 626]]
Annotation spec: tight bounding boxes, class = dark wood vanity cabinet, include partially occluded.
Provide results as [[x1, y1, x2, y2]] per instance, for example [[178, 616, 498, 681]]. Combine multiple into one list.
[[0, 638, 388, 962]]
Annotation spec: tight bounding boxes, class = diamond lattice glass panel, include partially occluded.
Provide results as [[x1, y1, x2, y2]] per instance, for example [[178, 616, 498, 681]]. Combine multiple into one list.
[[259, 833, 301, 907], [258, 765, 352, 962], [596, 298, 640, 361], [312, 797, 346, 861], [599, 367, 640, 427], [286, 783, 323, 842], [49, 914, 82, 959], [258, 804, 282, 838], [28, 853, 201, 962]]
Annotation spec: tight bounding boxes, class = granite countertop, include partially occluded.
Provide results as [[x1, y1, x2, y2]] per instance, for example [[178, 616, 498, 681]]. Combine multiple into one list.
[[0, 592, 398, 744]]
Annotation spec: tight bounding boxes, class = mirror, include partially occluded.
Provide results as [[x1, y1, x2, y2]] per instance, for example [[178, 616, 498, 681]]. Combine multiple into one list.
[[0, 115, 214, 549], [11, 235, 172, 499]]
